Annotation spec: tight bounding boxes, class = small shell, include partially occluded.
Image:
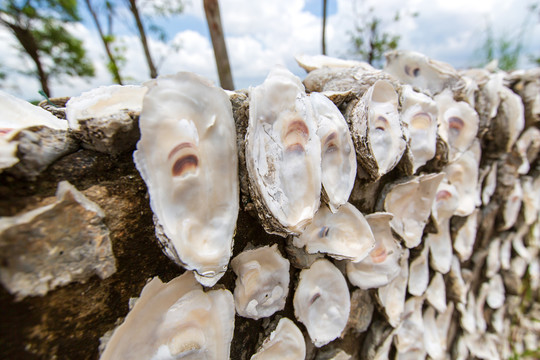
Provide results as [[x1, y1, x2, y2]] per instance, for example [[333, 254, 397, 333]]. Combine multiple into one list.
[[293, 203, 375, 262], [250, 318, 305, 360], [231, 245, 290, 320], [295, 54, 369, 72], [293, 259, 350, 347], [377, 249, 409, 327], [407, 245, 429, 296]]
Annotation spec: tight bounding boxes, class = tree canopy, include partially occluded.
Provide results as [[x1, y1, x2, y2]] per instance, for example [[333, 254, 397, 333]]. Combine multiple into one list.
[[0, 0, 94, 97]]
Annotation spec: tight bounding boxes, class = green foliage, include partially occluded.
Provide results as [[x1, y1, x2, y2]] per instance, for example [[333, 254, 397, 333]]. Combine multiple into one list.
[[0, 0, 94, 95], [349, 6, 415, 67]]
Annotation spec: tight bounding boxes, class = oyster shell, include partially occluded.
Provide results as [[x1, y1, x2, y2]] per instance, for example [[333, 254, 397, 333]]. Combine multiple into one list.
[[0, 90, 77, 177], [407, 244, 429, 296], [425, 272, 447, 313], [292, 203, 375, 262], [522, 176, 540, 225], [100, 272, 235, 360], [377, 249, 409, 327], [453, 209, 479, 262], [250, 317, 305, 360], [310, 92, 356, 211], [384, 50, 463, 96], [293, 259, 350, 347], [400, 85, 439, 172], [66, 85, 147, 154], [230, 244, 290, 320], [435, 89, 479, 163], [133, 72, 239, 287], [346, 212, 402, 289], [515, 126, 540, 175], [295, 54, 367, 72], [347, 80, 406, 181], [246, 66, 321, 236], [380, 173, 445, 248], [499, 179, 522, 231], [394, 296, 425, 357], [443, 139, 481, 217]]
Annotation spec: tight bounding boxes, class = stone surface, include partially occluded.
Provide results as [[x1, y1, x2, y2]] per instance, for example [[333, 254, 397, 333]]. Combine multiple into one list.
[[0, 181, 116, 299]]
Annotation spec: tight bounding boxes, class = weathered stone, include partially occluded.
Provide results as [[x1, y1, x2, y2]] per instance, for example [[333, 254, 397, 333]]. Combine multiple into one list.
[[0, 181, 116, 300]]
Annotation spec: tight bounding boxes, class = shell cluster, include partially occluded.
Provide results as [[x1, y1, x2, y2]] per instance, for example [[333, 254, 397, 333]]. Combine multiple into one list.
[[2, 49, 540, 359]]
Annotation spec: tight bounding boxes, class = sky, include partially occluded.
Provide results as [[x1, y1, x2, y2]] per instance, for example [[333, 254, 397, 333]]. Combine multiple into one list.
[[1, 0, 539, 100]]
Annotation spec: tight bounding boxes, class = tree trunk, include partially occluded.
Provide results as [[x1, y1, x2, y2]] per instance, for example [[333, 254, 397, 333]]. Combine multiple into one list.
[[322, 0, 327, 55], [84, 0, 123, 85], [128, 0, 158, 79], [5, 22, 51, 96], [203, 0, 234, 90]]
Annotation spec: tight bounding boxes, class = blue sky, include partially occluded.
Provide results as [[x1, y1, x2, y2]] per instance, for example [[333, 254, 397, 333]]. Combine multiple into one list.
[[1, 0, 539, 99]]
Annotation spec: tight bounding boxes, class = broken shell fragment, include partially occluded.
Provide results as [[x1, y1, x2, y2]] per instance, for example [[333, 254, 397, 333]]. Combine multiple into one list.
[[384, 50, 463, 96], [246, 66, 321, 235], [231, 244, 290, 320], [66, 85, 147, 154], [310, 92, 357, 211], [293, 259, 350, 347], [293, 203, 375, 262], [347, 80, 406, 181], [0, 90, 77, 176], [408, 244, 429, 296], [381, 173, 445, 248], [435, 89, 479, 162], [426, 272, 447, 313], [346, 212, 403, 289], [133, 72, 239, 287], [100, 272, 235, 360], [400, 85, 439, 172], [250, 317, 305, 360]]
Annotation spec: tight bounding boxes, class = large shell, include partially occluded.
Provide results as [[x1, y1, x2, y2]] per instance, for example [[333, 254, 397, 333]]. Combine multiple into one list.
[[310, 92, 356, 211], [250, 317, 305, 360], [230, 244, 290, 320], [347, 80, 407, 181], [384, 50, 464, 96], [293, 259, 350, 347], [380, 173, 445, 248], [100, 272, 235, 360], [66, 85, 147, 154], [292, 203, 375, 262], [133, 72, 239, 287], [246, 66, 321, 236], [400, 85, 439, 172], [346, 212, 403, 289]]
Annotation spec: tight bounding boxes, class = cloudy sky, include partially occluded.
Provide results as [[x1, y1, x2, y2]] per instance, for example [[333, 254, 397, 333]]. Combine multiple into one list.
[[1, 0, 539, 100]]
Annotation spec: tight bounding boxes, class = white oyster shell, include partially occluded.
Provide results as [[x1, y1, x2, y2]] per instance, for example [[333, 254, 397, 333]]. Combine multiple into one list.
[[382, 173, 445, 248], [133, 72, 239, 287], [400, 85, 439, 172], [0, 90, 70, 170], [348, 80, 406, 180], [435, 89, 479, 162], [515, 126, 540, 175], [231, 244, 290, 320], [346, 212, 403, 289], [295, 54, 370, 72], [293, 203, 375, 262], [425, 272, 447, 313], [310, 92, 357, 211], [444, 139, 481, 217], [522, 176, 540, 225], [384, 50, 463, 96], [100, 272, 235, 360], [250, 317, 305, 360], [66, 85, 146, 130], [407, 244, 429, 296], [293, 259, 350, 347], [453, 209, 479, 262], [66, 85, 147, 153], [377, 249, 409, 327], [394, 296, 425, 357], [500, 179, 522, 231], [246, 66, 321, 235]]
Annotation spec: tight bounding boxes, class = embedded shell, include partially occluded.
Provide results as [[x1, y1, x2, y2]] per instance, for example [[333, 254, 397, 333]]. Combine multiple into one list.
[[133, 72, 239, 287], [246, 66, 321, 236]]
